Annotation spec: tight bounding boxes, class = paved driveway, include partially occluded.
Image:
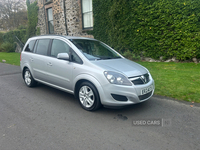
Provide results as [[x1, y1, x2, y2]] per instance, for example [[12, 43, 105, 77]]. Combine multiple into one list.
[[0, 63, 200, 150]]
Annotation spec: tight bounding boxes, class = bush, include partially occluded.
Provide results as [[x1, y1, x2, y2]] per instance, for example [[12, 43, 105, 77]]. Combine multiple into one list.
[[3, 29, 26, 42], [0, 32, 4, 51], [0, 42, 16, 52], [2, 28, 26, 49], [123, 50, 141, 61], [0, 32, 3, 44], [93, 0, 200, 60]]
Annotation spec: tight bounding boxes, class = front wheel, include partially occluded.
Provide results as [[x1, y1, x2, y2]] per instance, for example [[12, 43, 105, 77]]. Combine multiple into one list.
[[78, 82, 101, 111]]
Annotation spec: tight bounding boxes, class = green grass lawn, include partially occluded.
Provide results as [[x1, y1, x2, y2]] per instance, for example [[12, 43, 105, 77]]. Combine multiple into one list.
[[0, 52, 20, 66], [138, 61, 200, 103], [1, 52, 199, 103]]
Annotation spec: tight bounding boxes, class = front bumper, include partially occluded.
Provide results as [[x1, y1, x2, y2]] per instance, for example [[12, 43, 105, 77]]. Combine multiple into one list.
[[98, 79, 155, 107]]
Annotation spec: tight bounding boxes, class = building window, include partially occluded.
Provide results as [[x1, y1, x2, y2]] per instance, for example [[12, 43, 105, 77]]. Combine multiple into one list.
[[47, 8, 54, 34], [82, 0, 93, 29]]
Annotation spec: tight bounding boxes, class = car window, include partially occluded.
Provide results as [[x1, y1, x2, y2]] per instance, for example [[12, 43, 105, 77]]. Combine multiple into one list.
[[24, 40, 36, 52], [70, 39, 121, 60], [71, 50, 83, 64], [51, 39, 70, 57], [35, 39, 50, 56]]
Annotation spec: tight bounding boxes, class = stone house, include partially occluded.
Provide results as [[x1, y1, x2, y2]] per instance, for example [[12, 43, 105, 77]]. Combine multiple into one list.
[[31, 0, 93, 38]]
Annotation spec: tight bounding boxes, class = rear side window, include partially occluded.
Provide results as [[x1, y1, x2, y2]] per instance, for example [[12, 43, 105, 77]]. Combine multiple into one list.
[[24, 40, 36, 52], [35, 39, 50, 56]]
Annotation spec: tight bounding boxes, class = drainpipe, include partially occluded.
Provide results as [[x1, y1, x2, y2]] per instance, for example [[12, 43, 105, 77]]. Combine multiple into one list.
[[44, 6, 48, 35], [63, 0, 68, 35]]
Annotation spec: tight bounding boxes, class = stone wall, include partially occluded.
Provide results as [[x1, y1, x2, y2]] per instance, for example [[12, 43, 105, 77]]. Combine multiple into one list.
[[34, 0, 93, 38], [37, 0, 47, 35], [52, 0, 67, 35]]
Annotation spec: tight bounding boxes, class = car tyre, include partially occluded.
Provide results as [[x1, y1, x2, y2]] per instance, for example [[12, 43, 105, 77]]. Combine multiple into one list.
[[78, 82, 101, 111], [23, 68, 37, 87]]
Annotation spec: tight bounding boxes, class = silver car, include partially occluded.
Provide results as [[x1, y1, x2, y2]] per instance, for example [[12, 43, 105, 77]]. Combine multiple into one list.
[[20, 35, 155, 111]]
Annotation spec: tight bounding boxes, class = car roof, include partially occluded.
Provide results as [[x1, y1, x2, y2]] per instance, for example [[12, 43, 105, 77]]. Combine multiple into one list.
[[29, 35, 94, 40]]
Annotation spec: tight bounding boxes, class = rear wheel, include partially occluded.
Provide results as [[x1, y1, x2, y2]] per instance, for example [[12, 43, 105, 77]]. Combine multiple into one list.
[[78, 82, 101, 111], [23, 68, 37, 87]]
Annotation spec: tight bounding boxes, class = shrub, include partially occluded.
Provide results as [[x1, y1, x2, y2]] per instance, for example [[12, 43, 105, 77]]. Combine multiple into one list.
[[2, 28, 26, 47], [123, 50, 141, 61], [0, 42, 16, 52], [0, 32, 4, 51], [123, 50, 133, 60], [0, 32, 3, 44]]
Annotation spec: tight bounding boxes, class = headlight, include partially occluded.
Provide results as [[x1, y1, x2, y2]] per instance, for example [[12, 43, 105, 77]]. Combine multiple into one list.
[[104, 71, 132, 86]]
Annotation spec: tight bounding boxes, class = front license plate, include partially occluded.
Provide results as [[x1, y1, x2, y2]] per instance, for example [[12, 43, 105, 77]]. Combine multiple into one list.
[[141, 85, 153, 95]]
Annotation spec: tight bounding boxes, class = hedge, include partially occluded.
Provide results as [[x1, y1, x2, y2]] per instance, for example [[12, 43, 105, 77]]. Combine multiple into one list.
[[3, 28, 27, 44], [0, 42, 16, 52], [0, 32, 3, 44], [0, 28, 26, 52], [93, 0, 200, 60]]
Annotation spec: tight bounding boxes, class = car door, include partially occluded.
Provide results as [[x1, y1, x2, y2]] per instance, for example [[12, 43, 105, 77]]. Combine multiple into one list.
[[22, 39, 36, 72], [45, 39, 74, 91], [31, 39, 51, 82]]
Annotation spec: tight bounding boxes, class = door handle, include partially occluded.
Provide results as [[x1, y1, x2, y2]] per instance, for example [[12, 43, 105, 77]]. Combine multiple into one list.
[[47, 62, 52, 66], [30, 58, 34, 61]]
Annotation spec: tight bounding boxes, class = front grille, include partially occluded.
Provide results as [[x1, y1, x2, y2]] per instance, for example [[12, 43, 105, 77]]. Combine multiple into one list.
[[129, 73, 150, 85], [138, 91, 152, 100], [131, 77, 144, 85]]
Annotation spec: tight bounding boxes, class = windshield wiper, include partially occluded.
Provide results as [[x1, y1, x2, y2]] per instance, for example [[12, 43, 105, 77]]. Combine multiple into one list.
[[112, 57, 121, 59], [94, 58, 102, 60], [92, 56, 121, 61], [100, 57, 121, 60]]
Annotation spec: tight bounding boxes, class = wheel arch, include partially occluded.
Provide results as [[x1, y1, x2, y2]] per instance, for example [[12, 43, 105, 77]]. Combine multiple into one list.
[[73, 74, 103, 102], [74, 79, 93, 99], [21, 63, 33, 79], [22, 66, 28, 79]]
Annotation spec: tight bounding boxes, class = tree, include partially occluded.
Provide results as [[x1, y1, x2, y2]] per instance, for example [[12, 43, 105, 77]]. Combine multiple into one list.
[[26, 0, 39, 38], [0, 0, 27, 30]]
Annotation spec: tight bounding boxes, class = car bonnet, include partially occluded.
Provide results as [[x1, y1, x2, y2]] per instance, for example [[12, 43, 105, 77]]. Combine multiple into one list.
[[91, 58, 148, 77]]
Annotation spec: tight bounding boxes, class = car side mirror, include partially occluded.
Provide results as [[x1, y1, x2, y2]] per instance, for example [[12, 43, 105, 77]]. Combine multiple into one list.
[[57, 53, 69, 60]]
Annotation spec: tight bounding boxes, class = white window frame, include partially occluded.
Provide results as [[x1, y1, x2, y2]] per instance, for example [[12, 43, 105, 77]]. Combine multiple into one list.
[[47, 8, 54, 34], [82, 0, 93, 29]]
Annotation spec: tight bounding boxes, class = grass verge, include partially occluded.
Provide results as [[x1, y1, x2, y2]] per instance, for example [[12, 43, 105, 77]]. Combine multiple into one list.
[[138, 61, 200, 103], [0, 52, 20, 66]]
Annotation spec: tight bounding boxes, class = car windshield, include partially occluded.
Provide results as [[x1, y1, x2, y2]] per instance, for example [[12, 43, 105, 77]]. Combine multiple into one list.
[[69, 39, 121, 60]]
